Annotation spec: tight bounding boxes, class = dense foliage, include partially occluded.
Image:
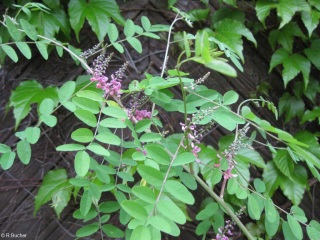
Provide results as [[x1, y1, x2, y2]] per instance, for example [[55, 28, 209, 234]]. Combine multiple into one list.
[[0, 0, 319, 239]]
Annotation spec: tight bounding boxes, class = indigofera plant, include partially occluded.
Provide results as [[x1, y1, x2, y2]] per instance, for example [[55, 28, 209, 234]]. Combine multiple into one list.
[[0, 1, 320, 240]]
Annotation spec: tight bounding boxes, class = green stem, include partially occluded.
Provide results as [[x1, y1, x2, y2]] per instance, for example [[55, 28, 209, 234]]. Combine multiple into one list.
[[185, 167, 255, 240]]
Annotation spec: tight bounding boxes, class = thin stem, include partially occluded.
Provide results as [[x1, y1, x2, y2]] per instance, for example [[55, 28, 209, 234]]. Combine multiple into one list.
[[150, 137, 184, 217], [184, 166, 255, 240], [160, 14, 183, 78]]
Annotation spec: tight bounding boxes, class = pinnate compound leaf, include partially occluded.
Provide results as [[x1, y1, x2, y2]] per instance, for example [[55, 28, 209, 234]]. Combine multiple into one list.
[[74, 151, 90, 177], [34, 169, 69, 215], [76, 223, 99, 238], [9, 80, 58, 129]]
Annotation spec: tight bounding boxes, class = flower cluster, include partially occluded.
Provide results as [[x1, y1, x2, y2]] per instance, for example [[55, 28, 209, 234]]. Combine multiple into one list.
[[134, 110, 152, 121], [126, 93, 151, 121], [185, 72, 210, 90], [90, 54, 127, 98], [80, 43, 101, 59], [180, 118, 202, 162], [215, 207, 245, 240], [218, 124, 250, 180]]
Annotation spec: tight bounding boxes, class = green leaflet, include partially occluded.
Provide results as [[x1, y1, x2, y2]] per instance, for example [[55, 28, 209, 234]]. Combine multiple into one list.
[[121, 200, 148, 221], [102, 224, 124, 238], [156, 198, 186, 224], [20, 19, 38, 41], [0, 152, 16, 170], [130, 225, 152, 240], [17, 140, 31, 164], [71, 128, 94, 143], [76, 223, 99, 238], [164, 180, 195, 205], [15, 42, 32, 59], [74, 150, 90, 177], [1, 44, 18, 62], [132, 186, 157, 204]]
